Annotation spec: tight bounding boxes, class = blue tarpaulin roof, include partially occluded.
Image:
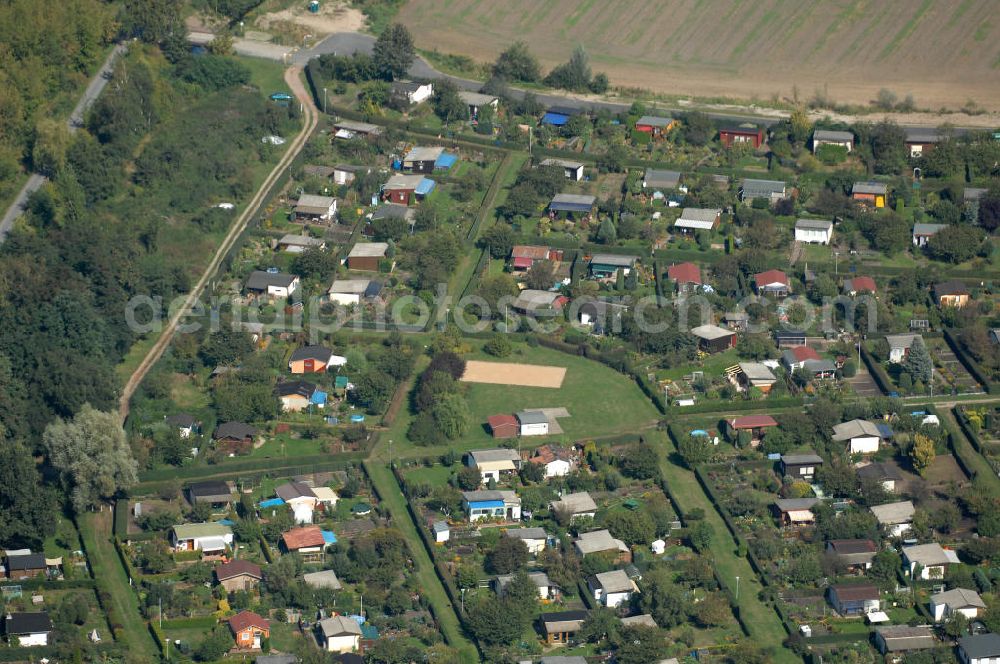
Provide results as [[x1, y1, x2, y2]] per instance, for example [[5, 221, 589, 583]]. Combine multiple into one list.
[[216, 519, 235, 526], [321, 530, 337, 544], [542, 112, 570, 126], [311, 390, 327, 406], [469, 500, 504, 509], [434, 152, 458, 169], [361, 624, 379, 639], [876, 423, 894, 438], [415, 178, 436, 195], [259, 498, 284, 508]]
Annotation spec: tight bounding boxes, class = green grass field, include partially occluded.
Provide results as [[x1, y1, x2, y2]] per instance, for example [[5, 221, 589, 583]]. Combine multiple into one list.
[[395, 343, 660, 455]]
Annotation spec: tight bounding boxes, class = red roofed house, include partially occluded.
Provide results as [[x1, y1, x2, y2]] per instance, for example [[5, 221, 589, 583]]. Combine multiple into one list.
[[487, 414, 519, 439], [729, 415, 778, 446], [215, 560, 263, 592], [667, 262, 702, 293], [782, 346, 820, 371], [282, 526, 327, 562], [719, 124, 764, 149], [754, 270, 790, 296], [844, 276, 877, 296], [511, 245, 562, 271], [228, 610, 269, 650]]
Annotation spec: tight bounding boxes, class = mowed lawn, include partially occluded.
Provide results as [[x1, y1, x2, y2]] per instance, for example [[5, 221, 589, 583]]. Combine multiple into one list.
[[458, 344, 660, 445]]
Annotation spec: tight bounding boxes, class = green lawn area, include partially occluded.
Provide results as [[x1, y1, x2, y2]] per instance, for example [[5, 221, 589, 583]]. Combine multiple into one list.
[[363, 460, 479, 663], [79, 511, 159, 661], [659, 347, 739, 382], [237, 56, 291, 98], [653, 430, 799, 664]]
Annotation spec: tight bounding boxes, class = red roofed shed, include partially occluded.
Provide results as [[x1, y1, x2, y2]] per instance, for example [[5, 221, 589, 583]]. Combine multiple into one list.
[[487, 414, 519, 439]]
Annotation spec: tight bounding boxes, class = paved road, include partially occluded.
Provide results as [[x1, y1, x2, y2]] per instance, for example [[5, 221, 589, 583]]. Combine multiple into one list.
[[0, 43, 127, 243]]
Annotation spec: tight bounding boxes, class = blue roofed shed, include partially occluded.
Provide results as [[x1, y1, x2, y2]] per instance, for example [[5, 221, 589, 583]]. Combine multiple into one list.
[[434, 152, 458, 170], [414, 178, 436, 196], [321, 530, 337, 544], [542, 112, 570, 126], [311, 390, 328, 407]]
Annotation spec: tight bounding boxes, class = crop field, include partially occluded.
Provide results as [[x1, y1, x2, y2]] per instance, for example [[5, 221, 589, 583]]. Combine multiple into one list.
[[397, 0, 1000, 110]]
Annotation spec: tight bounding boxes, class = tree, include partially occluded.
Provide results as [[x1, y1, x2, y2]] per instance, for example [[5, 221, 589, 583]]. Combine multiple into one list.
[[927, 224, 985, 263], [484, 334, 512, 358], [869, 549, 901, 591], [605, 510, 655, 546], [694, 594, 732, 627], [431, 79, 467, 124], [525, 259, 556, 290], [121, 0, 183, 44], [372, 24, 415, 81], [677, 435, 712, 467], [614, 625, 665, 664], [431, 393, 470, 440], [32, 119, 71, 177], [503, 570, 540, 619], [492, 42, 541, 82], [682, 111, 713, 146], [486, 537, 528, 574], [979, 190, 1000, 232], [0, 442, 57, 548], [688, 521, 714, 552], [353, 369, 395, 413], [618, 444, 659, 480], [589, 72, 610, 94], [545, 45, 592, 92], [456, 466, 482, 491], [476, 273, 518, 314], [905, 336, 933, 384], [638, 568, 687, 628], [910, 433, 936, 475], [480, 223, 515, 258], [466, 596, 524, 646], [597, 218, 617, 244], [579, 607, 621, 643], [200, 327, 253, 367], [42, 405, 138, 512]]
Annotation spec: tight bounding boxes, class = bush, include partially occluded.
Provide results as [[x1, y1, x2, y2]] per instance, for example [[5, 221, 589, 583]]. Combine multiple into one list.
[[484, 334, 512, 358]]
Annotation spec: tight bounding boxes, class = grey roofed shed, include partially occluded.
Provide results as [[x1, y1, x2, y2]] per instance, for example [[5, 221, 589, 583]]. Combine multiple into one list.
[[813, 129, 854, 142], [781, 453, 824, 466], [959, 633, 1000, 660], [246, 271, 297, 291], [303, 569, 342, 590], [741, 178, 786, 198], [636, 115, 675, 127], [690, 324, 736, 341], [590, 253, 637, 267], [549, 193, 596, 212], [516, 410, 549, 425], [795, 218, 833, 231], [852, 181, 888, 195], [643, 169, 681, 189]]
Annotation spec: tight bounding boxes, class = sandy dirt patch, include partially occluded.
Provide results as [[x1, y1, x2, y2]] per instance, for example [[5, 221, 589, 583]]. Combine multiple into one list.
[[257, 1, 365, 35], [461, 361, 567, 388]]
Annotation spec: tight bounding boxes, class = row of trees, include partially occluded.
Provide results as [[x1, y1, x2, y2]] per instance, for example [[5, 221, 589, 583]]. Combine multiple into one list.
[[408, 351, 471, 444], [492, 41, 609, 94]]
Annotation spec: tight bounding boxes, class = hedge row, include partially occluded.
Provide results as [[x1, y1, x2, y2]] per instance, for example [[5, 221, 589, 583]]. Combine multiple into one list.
[[0, 578, 97, 591], [859, 344, 893, 396], [160, 616, 219, 630], [930, 405, 981, 484], [665, 396, 805, 416], [943, 328, 998, 394], [113, 500, 129, 539]]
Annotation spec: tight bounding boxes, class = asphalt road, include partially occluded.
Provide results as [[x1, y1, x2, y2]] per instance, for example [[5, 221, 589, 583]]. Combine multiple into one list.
[[0, 42, 128, 243]]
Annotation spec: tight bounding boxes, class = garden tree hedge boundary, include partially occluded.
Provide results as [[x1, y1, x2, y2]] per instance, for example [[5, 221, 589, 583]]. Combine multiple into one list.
[[943, 328, 998, 394], [534, 336, 666, 413]]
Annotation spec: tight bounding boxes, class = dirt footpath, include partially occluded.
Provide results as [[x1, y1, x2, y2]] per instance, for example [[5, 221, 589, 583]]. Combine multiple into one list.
[[461, 361, 567, 388]]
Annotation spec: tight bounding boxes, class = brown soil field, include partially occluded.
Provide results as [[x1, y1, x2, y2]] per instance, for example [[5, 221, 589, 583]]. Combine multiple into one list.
[[461, 360, 567, 388], [397, 0, 1000, 111]]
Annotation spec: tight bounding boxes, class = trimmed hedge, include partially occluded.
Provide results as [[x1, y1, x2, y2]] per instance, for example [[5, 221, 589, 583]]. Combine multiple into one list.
[[160, 616, 218, 630], [665, 396, 804, 415], [0, 578, 96, 591], [860, 344, 893, 395]]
